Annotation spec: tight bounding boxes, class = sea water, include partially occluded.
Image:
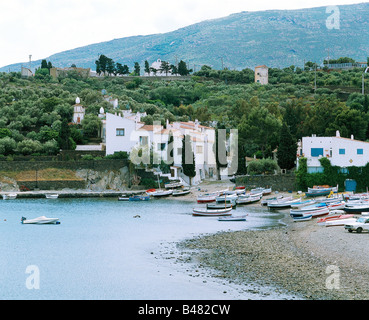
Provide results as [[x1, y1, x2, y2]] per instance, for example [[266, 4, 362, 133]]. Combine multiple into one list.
[[0, 197, 291, 300]]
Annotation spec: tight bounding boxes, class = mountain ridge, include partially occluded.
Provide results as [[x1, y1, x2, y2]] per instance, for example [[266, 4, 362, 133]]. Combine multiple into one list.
[[2, 2, 369, 73]]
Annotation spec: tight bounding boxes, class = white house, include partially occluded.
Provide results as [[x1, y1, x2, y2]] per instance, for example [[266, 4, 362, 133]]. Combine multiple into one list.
[[298, 131, 369, 173], [73, 97, 85, 124], [104, 112, 219, 184], [144, 59, 173, 77], [255, 65, 269, 85]]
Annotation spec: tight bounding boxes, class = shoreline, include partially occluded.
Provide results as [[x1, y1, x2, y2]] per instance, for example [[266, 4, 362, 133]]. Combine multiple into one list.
[[175, 182, 369, 300]]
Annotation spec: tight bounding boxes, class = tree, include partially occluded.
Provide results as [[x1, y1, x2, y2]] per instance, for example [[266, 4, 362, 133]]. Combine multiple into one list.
[[144, 60, 150, 75], [166, 131, 174, 167], [160, 61, 171, 76], [182, 134, 196, 185], [213, 127, 228, 179], [134, 62, 140, 76], [178, 60, 191, 76], [58, 119, 74, 150], [277, 122, 297, 170], [81, 114, 102, 138]]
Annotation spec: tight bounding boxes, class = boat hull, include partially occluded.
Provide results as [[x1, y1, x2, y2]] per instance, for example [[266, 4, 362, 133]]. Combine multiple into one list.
[[192, 207, 233, 216]]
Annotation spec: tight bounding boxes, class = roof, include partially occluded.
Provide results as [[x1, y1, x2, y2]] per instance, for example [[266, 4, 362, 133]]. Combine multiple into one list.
[[255, 65, 268, 69]]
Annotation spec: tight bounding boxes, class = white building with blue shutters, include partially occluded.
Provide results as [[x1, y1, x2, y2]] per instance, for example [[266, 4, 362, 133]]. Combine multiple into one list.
[[297, 131, 369, 173]]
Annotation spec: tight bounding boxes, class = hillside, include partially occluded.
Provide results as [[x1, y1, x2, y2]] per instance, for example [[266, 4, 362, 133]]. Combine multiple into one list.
[[2, 2, 369, 72]]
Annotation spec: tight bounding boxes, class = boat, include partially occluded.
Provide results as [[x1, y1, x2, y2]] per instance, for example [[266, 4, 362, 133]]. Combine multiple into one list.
[[21, 216, 60, 225], [267, 197, 299, 209], [197, 194, 217, 203], [290, 199, 316, 208], [324, 217, 359, 227], [129, 195, 150, 201], [261, 195, 284, 206], [250, 187, 272, 195], [118, 196, 130, 201], [192, 207, 233, 217], [317, 214, 355, 226], [172, 189, 191, 197], [45, 193, 59, 199], [2, 193, 17, 200], [218, 215, 247, 222], [215, 194, 238, 203], [343, 203, 369, 213], [290, 206, 330, 218], [291, 213, 313, 222], [164, 181, 183, 189], [150, 190, 173, 198], [306, 185, 338, 197], [207, 203, 235, 210], [236, 195, 261, 205]]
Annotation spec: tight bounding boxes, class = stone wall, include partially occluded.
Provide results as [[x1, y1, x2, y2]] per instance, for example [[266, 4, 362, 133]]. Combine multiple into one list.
[[236, 174, 297, 192]]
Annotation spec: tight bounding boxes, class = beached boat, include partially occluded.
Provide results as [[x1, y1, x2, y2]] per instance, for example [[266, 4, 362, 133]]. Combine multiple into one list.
[[164, 181, 183, 189], [192, 207, 233, 217], [306, 185, 338, 197], [207, 203, 235, 210], [291, 213, 313, 222], [250, 187, 272, 195], [236, 195, 261, 205], [215, 194, 238, 203], [172, 189, 191, 197], [343, 203, 369, 213], [150, 190, 173, 198], [129, 195, 150, 201], [2, 193, 17, 200], [290, 206, 330, 218], [21, 216, 60, 225], [218, 215, 247, 222], [290, 199, 316, 209], [317, 214, 355, 226], [324, 217, 358, 227], [197, 193, 217, 203], [45, 193, 59, 199], [267, 197, 298, 209], [261, 195, 284, 206]]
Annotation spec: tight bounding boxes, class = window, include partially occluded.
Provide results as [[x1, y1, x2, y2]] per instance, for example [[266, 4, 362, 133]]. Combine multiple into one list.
[[116, 128, 125, 136], [311, 148, 324, 157], [139, 136, 148, 145], [357, 149, 364, 155], [339, 149, 345, 155], [157, 143, 166, 151], [196, 145, 203, 154]]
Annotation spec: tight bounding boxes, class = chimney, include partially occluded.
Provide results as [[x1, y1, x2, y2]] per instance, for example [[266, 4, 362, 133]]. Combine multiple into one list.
[[336, 130, 340, 137], [351, 134, 354, 140]]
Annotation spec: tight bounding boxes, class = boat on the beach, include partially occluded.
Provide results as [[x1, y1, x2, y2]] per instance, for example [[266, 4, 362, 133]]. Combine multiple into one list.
[[164, 181, 183, 189], [305, 185, 338, 197], [261, 195, 284, 206], [21, 216, 60, 225], [218, 215, 247, 222], [207, 203, 235, 210], [197, 191, 221, 203], [290, 199, 316, 208], [172, 188, 191, 197], [215, 194, 238, 203], [317, 214, 355, 226], [291, 213, 313, 222], [192, 207, 233, 217], [236, 195, 261, 205], [267, 196, 298, 209], [129, 195, 150, 201], [324, 216, 359, 227], [45, 193, 59, 199], [149, 190, 173, 198], [2, 193, 17, 200], [290, 206, 330, 218], [343, 203, 369, 213]]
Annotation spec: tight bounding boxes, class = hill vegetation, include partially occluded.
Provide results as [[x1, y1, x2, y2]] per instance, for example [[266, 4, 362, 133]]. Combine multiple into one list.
[[0, 59, 369, 173]]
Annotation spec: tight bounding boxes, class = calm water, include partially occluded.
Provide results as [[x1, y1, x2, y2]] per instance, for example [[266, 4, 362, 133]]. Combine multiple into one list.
[[0, 197, 288, 300]]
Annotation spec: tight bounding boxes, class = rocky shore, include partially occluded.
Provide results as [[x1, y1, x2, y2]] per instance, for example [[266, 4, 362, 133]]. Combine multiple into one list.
[[177, 182, 369, 300]]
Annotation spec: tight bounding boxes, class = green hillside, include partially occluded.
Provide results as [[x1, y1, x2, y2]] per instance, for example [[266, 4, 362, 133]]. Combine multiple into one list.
[[2, 3, 369, 72]]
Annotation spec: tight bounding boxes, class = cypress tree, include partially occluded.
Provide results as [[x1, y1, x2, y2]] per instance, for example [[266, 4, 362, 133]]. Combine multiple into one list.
[[277, 122, 297, 170], [182, 135, 196, 185]]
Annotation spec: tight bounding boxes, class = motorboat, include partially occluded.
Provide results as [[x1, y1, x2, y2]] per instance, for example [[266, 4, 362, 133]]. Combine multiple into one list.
[[150, 190, 173, 198], [261, 195, 284, 206], [2, 193, 17, 200], [192, 207, 233, 217], [45, 193, 59, 199], [21, 216, 60, 225], [343, 203, 369, 213], [267, 197, 298, 209], [317, 214, 355, 226], [290, 199, 316, 208], [236, 195, 261, 205]]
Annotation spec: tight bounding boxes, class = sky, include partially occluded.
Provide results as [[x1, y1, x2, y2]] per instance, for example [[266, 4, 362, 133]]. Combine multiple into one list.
[[0, 0, 365, 68]]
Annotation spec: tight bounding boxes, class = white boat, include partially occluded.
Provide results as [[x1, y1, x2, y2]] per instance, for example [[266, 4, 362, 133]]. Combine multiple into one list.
[[164, 181, 183, 189], [290, 199, 316, 208], [45, 193, 59, 199], [215, 194, 238, 203], [324, 217, 358, 227], [172, 189, 191, 197], [218, 215, 247, 222], [261, 195, 284, 206], [150, 190, 173, 197], [267, 196, 298, 209], [290, 206, 330, 218], [192, 207, 233, 216], [236, 195, 261, 205], [317, 214, 355, 226], [291, 213, 313, 222], [21, 216, 60, 225], [2, 193, 17, 200]]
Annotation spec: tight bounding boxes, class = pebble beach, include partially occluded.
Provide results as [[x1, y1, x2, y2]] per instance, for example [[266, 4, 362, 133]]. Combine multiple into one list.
[[176, 181, 369, 300]]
